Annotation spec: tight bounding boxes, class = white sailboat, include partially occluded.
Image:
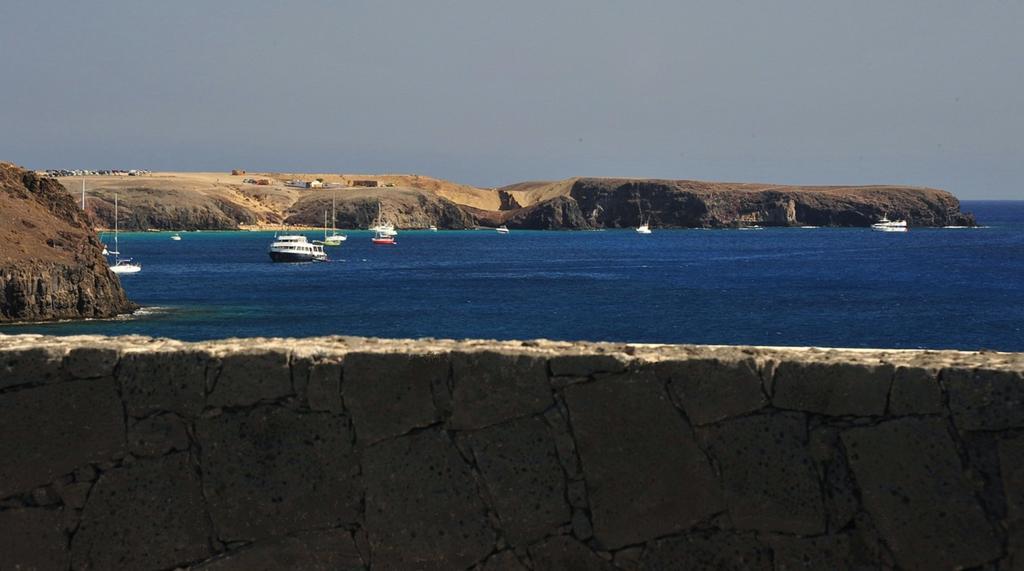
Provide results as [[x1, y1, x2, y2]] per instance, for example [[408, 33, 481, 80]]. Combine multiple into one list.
[[109, 194, 141, 274], [370, 201, 397, 237], [323, 194, 347, 246], [635, 199, 652, 234]]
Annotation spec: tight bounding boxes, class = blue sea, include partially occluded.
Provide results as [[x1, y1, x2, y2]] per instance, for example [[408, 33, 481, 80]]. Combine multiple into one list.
[[3, 201, 1022, 351]]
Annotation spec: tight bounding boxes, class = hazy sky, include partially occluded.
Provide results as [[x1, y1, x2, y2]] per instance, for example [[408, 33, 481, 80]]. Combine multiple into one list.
[[1, 1, 1021, 197]]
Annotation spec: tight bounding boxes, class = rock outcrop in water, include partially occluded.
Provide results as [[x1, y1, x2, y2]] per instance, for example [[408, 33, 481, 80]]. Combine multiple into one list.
[[0, 162, 136, 322], [56, 170, 976, 231]]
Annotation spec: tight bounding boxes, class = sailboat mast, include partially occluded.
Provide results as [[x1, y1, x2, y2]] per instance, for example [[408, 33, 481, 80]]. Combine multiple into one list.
[[332, 194, 336, 233], [114, 194, 119, 257]]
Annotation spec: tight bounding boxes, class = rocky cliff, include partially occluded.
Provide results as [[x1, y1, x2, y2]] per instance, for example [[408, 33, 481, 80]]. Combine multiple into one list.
[[0, 163, 136, 322], [490, 178, 977, 229], [57, 171, 977, 231]]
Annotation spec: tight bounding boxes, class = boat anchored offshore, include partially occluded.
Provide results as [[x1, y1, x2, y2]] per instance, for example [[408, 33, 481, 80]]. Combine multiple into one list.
[[371, 231, 396, 245], [268, 235, 327, 262], [322, 194, 347, 246], [108, 194, 141, 274], [871, 215, 908, 232], [171, 233, 182, 241], [370, 201, 398, 237], [495, 225, 510, 234]]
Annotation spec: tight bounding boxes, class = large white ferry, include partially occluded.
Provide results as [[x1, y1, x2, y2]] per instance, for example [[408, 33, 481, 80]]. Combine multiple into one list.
[[268, 235, 327, 262], [871, 215, 908, 232]]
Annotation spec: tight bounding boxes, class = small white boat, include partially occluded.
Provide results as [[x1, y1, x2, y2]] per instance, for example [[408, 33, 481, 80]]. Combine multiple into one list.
[[429, 225, 438, 232], [636, 222, 652, 234], [108, 194, 141, 274], [495, 225, 510, 234], [268, 235, 327, 262], [871, 215, 908, 232], [170, 233, 182, 241], [110, 259, 142, 274]]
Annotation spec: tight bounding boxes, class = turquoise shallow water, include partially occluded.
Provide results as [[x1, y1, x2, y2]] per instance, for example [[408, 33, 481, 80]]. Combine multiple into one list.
[[3, 201, 1022, 351]]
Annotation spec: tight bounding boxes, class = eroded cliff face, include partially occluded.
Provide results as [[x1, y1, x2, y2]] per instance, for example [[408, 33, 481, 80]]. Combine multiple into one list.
[[511, 178, 977, 229], [0, 162, 136, 322]]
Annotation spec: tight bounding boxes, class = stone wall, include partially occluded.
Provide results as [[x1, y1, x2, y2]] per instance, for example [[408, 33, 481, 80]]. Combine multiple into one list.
[[1, 334, 1022, 570]]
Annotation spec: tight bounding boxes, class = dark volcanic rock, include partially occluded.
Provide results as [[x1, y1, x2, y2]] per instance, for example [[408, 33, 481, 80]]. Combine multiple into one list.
[[639, 531, 772, 571], [0, 377, 125, 497], [71, 453, 214, 570], [528, 535, 615, 570], [463, 416, 570, 545], [449, 351, 552, 430], [196, 407, 360, 540], [0, 162, 136, 321], [343, 351, 447, 444], [563, 370, 722, 549], [194, 529, 363, 570], [698, 412, 825, 535], [658, 357, 767, 425], [943, 367, 1024, 430], [772, 361, 893, 416], [841, 417, 1001, 569], [363, 428, 494, 570], [0, 508, 68, 570], [118, 348, 210, 417]]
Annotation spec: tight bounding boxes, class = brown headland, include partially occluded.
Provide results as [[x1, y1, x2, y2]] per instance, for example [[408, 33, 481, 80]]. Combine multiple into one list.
[[0, 162, 136, 322], [56, 170, 976, 231]]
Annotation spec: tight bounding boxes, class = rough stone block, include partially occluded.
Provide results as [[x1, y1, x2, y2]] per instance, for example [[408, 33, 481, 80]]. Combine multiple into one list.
[[208, 350, 292, 407], [71, 453, 213, 570], [888, 366, 943, 415], [197, 407, 359, 540], [639, 531, 772, 571], [450, 351, 552, 430], [363, 428, 493, 570], [808, 426, 859, 532], [944, 367, 1024, 430], [481, 550, 528, 570], [128, 413, 190, 457], [563, 371, 722, 549], [59, 482, 92, 509], [306, 359, 342, 413], [999, 436, 1024, 568], [528, 535, 615, 570], [0, 377, 125, 497], [63, 345, 119, 379], [773, 361, 893, 416], [119, 349, 208, 417], [343, 351, 446, 444], [194, 529, 363, 570], [767, 534, 852, 571], [658, 357, 767, 425], [0, 508, 68, 570], [549, 353, 628, 377], [463, 416, 570, 545], [0, 346, 65, 389], [698, 412, 825, 535], [841, 417, 1001, 569]]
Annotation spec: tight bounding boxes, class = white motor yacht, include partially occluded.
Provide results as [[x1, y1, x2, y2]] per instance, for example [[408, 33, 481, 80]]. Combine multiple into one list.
[[871, 215, 908, 232], [496, 225, 510, 234], [635, 222, 652, 234], [268, 235, 327, 262]]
